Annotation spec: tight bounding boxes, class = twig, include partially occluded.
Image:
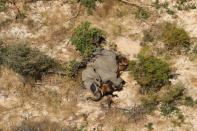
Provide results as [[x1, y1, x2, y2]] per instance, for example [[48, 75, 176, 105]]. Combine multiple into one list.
[[119, 0, 152, 8]]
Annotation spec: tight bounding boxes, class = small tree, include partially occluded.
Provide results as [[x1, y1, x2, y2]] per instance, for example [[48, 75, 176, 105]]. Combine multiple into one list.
[[71, 21, 104, 57], [129, 55, 171, 93], [0, 44, 61, 80]]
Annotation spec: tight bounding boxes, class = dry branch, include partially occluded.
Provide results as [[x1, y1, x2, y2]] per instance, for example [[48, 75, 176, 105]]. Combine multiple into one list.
[[120, 0, 151, 8]]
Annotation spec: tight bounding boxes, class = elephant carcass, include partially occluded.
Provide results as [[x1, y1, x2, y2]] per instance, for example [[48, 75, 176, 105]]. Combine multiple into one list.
[[93, 50, 124, 87], [82, 50, 124, 100]]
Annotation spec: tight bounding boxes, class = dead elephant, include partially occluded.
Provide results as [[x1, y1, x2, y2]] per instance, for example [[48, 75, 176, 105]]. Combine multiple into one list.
[[82, 50, 127, 101]]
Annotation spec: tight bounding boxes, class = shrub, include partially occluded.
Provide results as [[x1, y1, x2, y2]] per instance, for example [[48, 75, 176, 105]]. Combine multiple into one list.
[[0, 0, 7, 12], [153, 0, 160, 9], [160, 103, 179, 116], [141, 94, 158, 114], [142, 23, 191, 53], [183, 96, 195, 107], [143, 30, 154, 42], [193, 45, 197, 54], [159, 83, 185, 104], [135, 7, 150, 20], [162, 23, 191, 51], [145, 122, 154, 131], [166, 9, 175, 15], [177, 0, 187, 5], [129, 55, 171, 93], [80, 0, 100, 14], [12, 120, 70, 131], [71, 21, 104, 57], [0, 44, 60, 80], [66, 60, 81, 78]]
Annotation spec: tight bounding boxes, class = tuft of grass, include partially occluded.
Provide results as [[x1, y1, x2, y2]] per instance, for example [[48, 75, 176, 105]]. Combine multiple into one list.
[[183, 96, 195, 107], [0, 0, 7, 12], [113, 127, 126, 131], [66, 60, 81, 78], [153, 0, 160, 9], [145, 122, 154, 131], [160, 103, 179, 116], [135, 7, 150, 20], [80, 0, 101, 14], [141, 93, 158, 114], [166, 9, 175, 15]]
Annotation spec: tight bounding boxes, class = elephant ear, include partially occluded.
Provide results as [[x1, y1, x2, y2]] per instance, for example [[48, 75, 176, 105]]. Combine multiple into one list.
[[87, 91, 102, 101]]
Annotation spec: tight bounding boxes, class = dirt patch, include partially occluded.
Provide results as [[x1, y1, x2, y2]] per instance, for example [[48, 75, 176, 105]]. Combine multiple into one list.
[[115, 37, 141, 60], [191, 77, 197, 87]]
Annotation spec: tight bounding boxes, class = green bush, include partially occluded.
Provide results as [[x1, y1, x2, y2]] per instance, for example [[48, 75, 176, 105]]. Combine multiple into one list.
[[71, 21, 104, 57], [0, 44, 60, 80], [162, 23, 191, 51], [129, 55, 171, 93], [135, 7, 150, 20], [159, 83, 184, 104], [160, 103, 179, 116], [66, 60, 80, 78]]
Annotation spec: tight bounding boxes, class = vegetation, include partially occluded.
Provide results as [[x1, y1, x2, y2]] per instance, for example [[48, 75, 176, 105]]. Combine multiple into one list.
[[0, 0, 7, 12], [160, 103, 179, 116], [135, 7, 150, 20], [153, 0, 168, 9], [159, 83, 184, 117], [159, 83, 184, 104], [183, 96, 195, 107], [12, 120, 70, 131], [141, 93, 158, 114], [71, 21, 104, 57], [162, 23, 191, 51], [143, 23, 191, 53], [0, 44, 61, 80], [166, 9, 175, 15], [113, 127, 126, 131], [129, 55, 171, 93], [79, 0, 100, 14], [176, 0, 196, 10], [66, 60, 81, 78], [140, 82, 185, 115], [145, 122, 154, 131]]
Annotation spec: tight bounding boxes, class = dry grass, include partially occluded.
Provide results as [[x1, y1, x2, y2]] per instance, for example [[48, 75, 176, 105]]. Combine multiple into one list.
[[96, 0, 115, 17], [191, 77, 197, 87]]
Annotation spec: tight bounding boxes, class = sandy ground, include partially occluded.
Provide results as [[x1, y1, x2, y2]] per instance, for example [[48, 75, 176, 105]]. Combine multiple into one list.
[[0, 0, 197, 130]]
